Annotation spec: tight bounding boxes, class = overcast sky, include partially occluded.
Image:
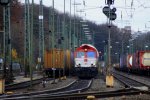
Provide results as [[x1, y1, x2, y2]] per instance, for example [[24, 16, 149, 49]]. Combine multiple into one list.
[[25, 0, 150, 32]]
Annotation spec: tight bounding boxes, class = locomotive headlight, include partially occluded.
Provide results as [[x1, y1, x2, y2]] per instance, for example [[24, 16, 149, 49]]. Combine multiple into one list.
[[78, 64, 81, 67], [91, 62, 95, 65], [77, 63, 81, 67], [91, 64, 95, 67], [76, 61, 80, 65], [91, 63, 95, 67]]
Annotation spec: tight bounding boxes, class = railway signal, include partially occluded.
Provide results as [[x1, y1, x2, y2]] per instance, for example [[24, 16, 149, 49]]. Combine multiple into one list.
[[110, 8, 117, 20], [103, 0, 116, 88], [105, 0, 114, 5], [0, 0, 10, 5], [102, 6, 117, 20], [102, 6, 110, 17]]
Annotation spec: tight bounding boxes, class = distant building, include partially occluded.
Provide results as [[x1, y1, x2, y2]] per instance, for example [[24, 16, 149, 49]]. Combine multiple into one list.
[[120, 26, 131, 35], [124, 26, 131, 34]]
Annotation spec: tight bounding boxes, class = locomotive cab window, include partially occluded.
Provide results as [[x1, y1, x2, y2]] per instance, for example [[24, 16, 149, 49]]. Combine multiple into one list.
[[77, 52, 84, 58], [87, 52, 95, 58]]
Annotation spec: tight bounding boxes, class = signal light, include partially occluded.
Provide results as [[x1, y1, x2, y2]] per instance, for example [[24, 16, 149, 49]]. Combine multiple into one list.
[[0, 0, 10, 5], [105, 0, 115, 5], [103, 6, 117, 21]]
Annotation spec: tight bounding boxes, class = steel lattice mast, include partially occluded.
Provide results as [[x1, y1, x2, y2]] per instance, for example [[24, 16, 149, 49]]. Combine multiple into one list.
[[30, 0, 34, 88], [38, 0, 44, 70], [24, 0, 31, 77], [3, 3, 13, 82], [24, 0, 34, 88], [62, 0, 66, 77], [69, 0, 72, 50], [48, 4, 52, 50]]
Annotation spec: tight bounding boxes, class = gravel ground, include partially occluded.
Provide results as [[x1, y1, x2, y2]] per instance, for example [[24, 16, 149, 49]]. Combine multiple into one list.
[[88, 71, 150, 100], [87, 74, 125, 92], [7, 70, 150, 99], [113, 69, 150, 87], [98, 94, 150, 100], [10, 77, 77, 94]]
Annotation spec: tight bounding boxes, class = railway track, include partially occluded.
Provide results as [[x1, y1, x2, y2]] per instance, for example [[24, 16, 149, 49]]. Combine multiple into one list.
[[114, 69, 150, 86], [113, 71, 149, 90], [5, 78, 45, 91], [3, 73, 150, 100], [2, 75, 150, 100], [30, 88, 150, 100], [3, 87, 150, 100], [0, 79, 92, 100]]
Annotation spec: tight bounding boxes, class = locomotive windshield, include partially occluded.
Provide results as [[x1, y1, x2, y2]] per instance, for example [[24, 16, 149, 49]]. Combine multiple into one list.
[[87, 52, 95, 58], [77, 52, 84, 58]]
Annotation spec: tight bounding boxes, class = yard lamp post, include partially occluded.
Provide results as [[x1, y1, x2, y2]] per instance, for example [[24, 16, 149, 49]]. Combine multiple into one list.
[[127, 45, 130, 54], [145, 45, 149, 50]]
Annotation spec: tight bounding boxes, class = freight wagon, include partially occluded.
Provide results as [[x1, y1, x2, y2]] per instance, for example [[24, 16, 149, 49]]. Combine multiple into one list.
[[132, 51, 150, 74], [120, 54, 132, 71], [44, 49, 74, 77], [119, 51, 150, 75]]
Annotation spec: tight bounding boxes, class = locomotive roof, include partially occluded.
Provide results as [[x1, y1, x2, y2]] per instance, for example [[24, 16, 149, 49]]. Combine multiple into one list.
[[81, 44, 97, 50]]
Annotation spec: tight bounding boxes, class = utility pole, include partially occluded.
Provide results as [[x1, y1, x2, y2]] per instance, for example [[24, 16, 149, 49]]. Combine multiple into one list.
[[38, 0, 44, 71]]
